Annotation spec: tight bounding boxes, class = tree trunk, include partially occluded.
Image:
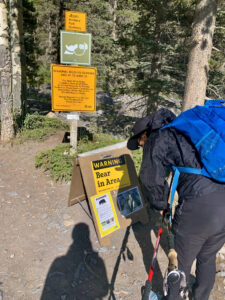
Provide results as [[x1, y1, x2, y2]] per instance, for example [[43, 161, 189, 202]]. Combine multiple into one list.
[[182, 0, 217, 111], [0, 0, 14, 142], [110, 0, 118, 41], [9, 0, 27, 115]]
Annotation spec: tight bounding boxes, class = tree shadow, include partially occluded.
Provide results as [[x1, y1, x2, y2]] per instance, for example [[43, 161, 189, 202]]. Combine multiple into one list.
[[41, 223, 109, 300]]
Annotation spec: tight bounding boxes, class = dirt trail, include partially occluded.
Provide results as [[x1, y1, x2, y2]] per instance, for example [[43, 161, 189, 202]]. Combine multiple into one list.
[[0, 132, 224, 300]]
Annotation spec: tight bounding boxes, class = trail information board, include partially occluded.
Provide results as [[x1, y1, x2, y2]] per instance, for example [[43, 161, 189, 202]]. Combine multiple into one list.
[[51, 64, 96, 112], [60, 31, 91, 66], [65, 11, 86, 32]]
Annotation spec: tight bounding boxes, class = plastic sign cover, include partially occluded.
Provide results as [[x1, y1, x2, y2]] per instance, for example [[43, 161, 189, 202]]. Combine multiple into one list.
[[65, 11, 86, 32], [51, 64, 96, 112], [60, 31, 91, 66], [90, 192, 120, 237], [91, 155, 131, 194]]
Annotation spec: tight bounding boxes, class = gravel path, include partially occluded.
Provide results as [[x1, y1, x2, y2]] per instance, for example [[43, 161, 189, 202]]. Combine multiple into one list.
[[0, 132, 224, 300]]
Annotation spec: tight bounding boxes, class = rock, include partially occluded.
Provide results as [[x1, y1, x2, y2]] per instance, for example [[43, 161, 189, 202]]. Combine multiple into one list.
[[132, 280, 142, 286], [32, 286, 41, 294], [219, 253, 225, 260], [41, 213, 48, 219], [216, 271, 225, 278], [218, 246, 225, 255], [98, 247, 108, 253], [8, 192, 18, 197], [46, 112, 57, 118], [63, 220, 74, 227]]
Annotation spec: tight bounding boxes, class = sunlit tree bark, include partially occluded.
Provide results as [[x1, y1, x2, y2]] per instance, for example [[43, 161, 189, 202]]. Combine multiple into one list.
[[183, 0, 217, 111], [0, 0, 14, 142], [9, 0, 27, 115]]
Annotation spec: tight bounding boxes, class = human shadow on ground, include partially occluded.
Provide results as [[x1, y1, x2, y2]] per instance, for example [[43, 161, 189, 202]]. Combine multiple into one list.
[[41, 223, 109, 300]]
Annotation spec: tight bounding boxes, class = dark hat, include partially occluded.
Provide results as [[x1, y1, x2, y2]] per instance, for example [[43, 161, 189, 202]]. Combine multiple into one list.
[[127, 116, 153, 150]]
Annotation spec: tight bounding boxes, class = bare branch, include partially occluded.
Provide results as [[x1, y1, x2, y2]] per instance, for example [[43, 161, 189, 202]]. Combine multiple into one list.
[[215, 26, 225, 31], [212, 46, 221, 52]]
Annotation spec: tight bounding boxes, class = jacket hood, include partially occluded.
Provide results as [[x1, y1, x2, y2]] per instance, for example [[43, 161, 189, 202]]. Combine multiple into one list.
[[150, 108, 176, 131], [127, 108, 176, 150]]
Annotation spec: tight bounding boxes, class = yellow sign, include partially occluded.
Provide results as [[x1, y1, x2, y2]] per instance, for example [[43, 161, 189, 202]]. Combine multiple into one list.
[[51, 64, 96, 112], [65, 11, 86, 32], [92, 155, 131, 194], [90, 192, 120, 238]]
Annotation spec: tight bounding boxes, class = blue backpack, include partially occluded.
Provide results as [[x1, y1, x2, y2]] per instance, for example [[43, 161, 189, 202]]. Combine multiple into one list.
[[162, 99, 225, 223]]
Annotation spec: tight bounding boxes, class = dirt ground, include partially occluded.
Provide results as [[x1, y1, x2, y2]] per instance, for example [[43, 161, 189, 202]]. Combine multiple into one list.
[[0, 131, 224, 300]]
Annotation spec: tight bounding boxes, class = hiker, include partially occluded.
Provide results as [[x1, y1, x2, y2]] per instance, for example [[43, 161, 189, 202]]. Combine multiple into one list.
[[127, 108, 225, 300]]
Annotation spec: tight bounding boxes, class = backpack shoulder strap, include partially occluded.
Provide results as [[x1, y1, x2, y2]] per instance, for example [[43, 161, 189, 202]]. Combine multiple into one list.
[[168, 166, 211, 225]]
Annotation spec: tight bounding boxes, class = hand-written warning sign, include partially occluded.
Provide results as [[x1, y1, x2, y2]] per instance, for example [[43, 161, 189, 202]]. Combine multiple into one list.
[[51, 64, 96, 112], [65, 11, 86, 32], [92, 155, 131, 194]]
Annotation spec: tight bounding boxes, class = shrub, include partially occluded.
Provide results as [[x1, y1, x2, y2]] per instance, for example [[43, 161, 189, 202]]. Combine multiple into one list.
[[18, 113, 69, 142], [35, 133, 124, 182], [35, 144, 73, 182]]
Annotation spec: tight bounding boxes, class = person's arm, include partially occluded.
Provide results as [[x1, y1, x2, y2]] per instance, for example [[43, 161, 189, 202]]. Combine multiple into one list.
[[140, 130, 170, 211]]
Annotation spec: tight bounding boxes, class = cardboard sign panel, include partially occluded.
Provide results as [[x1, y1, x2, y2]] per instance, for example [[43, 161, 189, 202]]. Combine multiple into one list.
[[91, 155, 131, 194], [51, 64, 96, 112], [60, 31, 91, 66], [68, 142, 149, 247], [65, 11, 86, 32]]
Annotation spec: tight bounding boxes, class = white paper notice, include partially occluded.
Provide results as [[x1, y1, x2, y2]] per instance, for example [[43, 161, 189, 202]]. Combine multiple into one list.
[[94, 193, 116, 231]]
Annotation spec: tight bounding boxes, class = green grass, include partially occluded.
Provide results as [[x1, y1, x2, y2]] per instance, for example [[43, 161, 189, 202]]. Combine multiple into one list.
[[17, 113, 69, 142], [35, 133, 126, 182], [35, 144, 74, 182], [31, 113, 144, 182]]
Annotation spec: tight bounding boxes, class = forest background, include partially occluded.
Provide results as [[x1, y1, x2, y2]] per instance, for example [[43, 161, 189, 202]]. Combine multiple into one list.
[[0, 0, 225, 141], [25, 0, 225, 100]]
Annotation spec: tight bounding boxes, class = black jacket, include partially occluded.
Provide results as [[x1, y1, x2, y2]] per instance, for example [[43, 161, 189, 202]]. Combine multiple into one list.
[[140, 109, 225, 211]]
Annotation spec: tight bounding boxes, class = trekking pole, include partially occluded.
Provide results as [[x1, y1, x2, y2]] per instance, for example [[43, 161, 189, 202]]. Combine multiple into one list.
[[141, 226, 163, 300]]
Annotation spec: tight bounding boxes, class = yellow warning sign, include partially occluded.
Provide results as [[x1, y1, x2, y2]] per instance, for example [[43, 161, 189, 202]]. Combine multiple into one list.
[[51, 64, 96, 112], [90, 192, 120, 238], [65, 11, 86, 32], [91, 155, 131, 194]]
